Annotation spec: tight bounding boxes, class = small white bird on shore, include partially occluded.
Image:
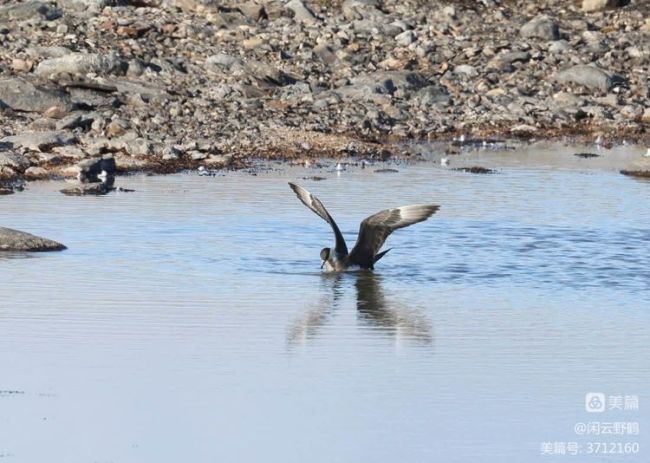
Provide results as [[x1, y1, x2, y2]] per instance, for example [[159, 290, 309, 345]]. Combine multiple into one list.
[[335, 162, 344, 172], [643, 148, 650, 158], [441, 157, 449, 166], [595, 135, 603, 145]]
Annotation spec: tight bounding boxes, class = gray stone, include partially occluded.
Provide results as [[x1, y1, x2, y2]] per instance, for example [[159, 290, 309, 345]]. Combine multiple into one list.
[[0, 78, 72, 113], [342, 0, 384, 21], [337, 71, 430, 103], [206, 53, 243, 72], [520, 15, 560, 41], [121, 138, 153, 157], [415, 85, 451, 106], [245, 61, 297, 86], [35, 52, 127, 78], [351, 71, 430, 94], [0, 152, 30, 171], [487, 51, 531, 71], [25, 46, 73, 59], [0, 227, 66, 252], [395, 30, 416, 46], [60, 181, 114, 196], [0, 1, 61, 21], [548, 40, 571, 54], [238, 2, 266, 21], [286, 0, 318, 23], [1, 131, 77, 152], [55, 113, 94, 131], [313, 44, 338, 65], [24, 166, 49, 179], [582, 0, 629, 12], [57, 0, 110, 12], [556, 65, 614, 92], [454, 65, 479, 77]]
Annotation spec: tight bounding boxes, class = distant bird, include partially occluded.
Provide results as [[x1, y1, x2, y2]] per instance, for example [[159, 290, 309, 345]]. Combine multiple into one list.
[[335, 162, 344, 172], [595, 135, 603, 145], [643, 148, 650, 158], [289, 183, 440, 271], [441, 157, 449, 166]]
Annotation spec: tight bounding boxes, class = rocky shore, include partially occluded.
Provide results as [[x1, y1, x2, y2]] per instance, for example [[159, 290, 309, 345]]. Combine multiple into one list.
[[0, 0, 649, 191]]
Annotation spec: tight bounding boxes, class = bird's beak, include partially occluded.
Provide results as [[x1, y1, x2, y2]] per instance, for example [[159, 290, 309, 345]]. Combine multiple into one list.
[[320, 260, 326, 269]]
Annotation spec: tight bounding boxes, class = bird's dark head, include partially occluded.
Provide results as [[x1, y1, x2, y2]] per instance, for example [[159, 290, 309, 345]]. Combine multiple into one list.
[[320, 247, 330, 268]]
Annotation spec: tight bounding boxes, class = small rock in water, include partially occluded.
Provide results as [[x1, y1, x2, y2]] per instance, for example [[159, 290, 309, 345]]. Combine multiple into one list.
[[374, 168, 399, 173], [0, 227, 66, 252], [620, 170, 650, 179], [60, 178, 115, 196], [452, 166, 497, 174], [302, 176, 327, 181], [574, 152, 600, 158]]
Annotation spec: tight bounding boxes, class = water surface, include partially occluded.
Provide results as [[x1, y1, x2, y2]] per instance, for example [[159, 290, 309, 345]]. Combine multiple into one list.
[[2, 152, 649, 462]]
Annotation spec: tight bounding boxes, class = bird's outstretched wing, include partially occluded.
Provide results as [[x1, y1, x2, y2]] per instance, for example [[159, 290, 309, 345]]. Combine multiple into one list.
[[288, 183, 348, 256], [347, 204, 439, 268]]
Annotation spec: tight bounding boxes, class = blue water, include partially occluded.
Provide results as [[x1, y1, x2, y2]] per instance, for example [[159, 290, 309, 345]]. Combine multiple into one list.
[[1, 159, 649, 462]]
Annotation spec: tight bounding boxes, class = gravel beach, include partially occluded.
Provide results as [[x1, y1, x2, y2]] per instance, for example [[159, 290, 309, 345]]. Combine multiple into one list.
[[0, 0, 649, 190]]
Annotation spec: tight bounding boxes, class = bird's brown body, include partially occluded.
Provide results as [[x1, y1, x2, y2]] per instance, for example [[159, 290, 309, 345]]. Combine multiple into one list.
[[288, 183, 440, 272]]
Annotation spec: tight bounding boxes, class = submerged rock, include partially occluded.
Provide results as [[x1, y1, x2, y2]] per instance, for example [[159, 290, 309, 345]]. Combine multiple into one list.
[[0, 227, 66, 252], [60, 182, 114, 196], [620, 170, 650, 179], [452, 166, 497, 174]]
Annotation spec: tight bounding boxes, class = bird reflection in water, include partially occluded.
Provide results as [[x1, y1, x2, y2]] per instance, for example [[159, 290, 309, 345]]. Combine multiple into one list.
[[287, 272, 433, 347]]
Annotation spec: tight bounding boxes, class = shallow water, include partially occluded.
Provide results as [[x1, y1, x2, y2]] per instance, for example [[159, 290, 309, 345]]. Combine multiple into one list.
[[2, 152, 649, 462]]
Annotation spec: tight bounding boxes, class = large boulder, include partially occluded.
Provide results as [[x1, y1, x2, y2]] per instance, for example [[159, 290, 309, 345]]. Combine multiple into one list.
[[0, 151, 30, 172], [556, 65, 621, 92], [0, 78, 72, 113], [35, 52, 127, 78], [1, 131, 77, 152], [0, 1, 62, 21], [0, 227, 66, 252], [285, 0, 318, 23]]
